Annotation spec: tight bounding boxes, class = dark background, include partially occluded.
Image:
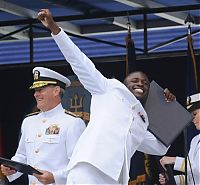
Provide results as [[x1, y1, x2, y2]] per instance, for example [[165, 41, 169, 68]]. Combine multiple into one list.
[[0, 54, 199, 184]]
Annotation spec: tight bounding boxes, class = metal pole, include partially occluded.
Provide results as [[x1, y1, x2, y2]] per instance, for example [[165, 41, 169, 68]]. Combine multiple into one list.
[[29, 24, 34, 64], [184, 12, 195, 185], [143, 14, 148, 55]]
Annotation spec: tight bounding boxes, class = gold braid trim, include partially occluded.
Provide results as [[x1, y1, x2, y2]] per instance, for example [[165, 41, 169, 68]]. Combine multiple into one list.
[[144, 154, 151, 177], [180, 159, 185, 172], [179, 175, 185, 185], [25, 111, 40, 118]]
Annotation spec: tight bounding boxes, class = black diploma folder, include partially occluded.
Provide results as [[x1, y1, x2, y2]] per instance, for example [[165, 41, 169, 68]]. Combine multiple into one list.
[[0, 157, 42, 175], [145, 81, 193, 147]]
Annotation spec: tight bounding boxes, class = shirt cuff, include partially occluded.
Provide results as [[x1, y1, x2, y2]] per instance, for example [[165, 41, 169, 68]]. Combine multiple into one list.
[[174, 156, 185, 172], [52, 169, 68, 185]]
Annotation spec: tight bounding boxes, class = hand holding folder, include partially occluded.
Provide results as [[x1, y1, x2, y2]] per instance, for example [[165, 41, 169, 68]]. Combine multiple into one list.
[[0, 157, 42, 175]]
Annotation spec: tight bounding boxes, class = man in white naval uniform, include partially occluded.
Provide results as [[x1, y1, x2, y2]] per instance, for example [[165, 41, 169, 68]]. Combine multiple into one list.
[[0, 67, 86, 185], [38, 9, 175, 184], [159, 93, 200, 185]]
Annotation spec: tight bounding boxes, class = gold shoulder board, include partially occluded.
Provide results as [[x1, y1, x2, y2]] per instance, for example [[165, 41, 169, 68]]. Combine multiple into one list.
[[25, 111, 40, 118], [64, 110, 79, 118]]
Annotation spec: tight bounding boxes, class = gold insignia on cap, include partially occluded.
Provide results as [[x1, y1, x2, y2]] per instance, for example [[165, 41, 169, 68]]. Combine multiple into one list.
[[29, 81, 57, 89], [34, 70, 40, 80]]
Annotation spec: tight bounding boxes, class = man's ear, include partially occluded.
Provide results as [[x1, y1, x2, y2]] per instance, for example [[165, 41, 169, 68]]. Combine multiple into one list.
[[54, 86, 61, 95]]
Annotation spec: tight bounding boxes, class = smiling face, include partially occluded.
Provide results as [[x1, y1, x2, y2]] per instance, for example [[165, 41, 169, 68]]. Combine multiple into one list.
[[124, 71, 150, 105], [192, 108, 200, 130], [34, 85, 61, 112]]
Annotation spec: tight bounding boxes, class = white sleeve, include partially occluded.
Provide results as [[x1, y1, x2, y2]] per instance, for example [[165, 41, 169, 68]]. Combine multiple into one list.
[[174, 156, 185, 172], [137, 130, 168, 155], [52, 28, 109, 95], [189, 136, 200, 184], [174, 136, 200, 184], [174, 175, 185, 185], [66, 118, 86, 158], [52, 118, 86, 184]]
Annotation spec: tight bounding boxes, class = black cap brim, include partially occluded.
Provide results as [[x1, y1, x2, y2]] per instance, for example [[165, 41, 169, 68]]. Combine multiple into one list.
[[188, 101, 200, 112]]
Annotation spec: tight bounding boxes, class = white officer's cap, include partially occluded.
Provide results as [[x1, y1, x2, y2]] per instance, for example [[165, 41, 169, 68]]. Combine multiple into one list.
[[187, 92, 200, 112], [29, 67, 71, 89]]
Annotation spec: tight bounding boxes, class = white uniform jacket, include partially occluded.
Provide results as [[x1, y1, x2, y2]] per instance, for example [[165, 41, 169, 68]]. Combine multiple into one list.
[[52, 29, 168, 184], [7, 104, 85, 185], [174, 134, 200, 185]]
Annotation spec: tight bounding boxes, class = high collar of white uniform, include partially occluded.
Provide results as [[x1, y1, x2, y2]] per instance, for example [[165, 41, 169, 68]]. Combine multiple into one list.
[[41, 103, 63, 118]]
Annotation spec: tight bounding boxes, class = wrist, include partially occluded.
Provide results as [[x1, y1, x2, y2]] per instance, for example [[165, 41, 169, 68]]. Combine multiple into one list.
[[49, 24, 61, 35], [172, 157, 176, 164]]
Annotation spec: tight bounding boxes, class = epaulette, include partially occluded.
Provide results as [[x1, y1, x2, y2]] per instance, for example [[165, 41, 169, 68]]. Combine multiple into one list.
[[25, 111, 40, 118], [64, 110, 80, 118]]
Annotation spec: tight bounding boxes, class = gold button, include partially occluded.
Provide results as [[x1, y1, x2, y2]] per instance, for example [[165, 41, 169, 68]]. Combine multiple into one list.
[[37, 134, 42, 137], [35, 149, 39, 153], [42, 119, 46, 123]]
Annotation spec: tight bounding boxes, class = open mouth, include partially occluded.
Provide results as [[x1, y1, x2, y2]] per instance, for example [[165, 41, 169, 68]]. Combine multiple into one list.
[[134, 88, 144, 94]]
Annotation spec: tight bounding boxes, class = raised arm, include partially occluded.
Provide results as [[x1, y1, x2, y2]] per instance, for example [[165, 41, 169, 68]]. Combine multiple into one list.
[[38, 9, 109, 95]]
